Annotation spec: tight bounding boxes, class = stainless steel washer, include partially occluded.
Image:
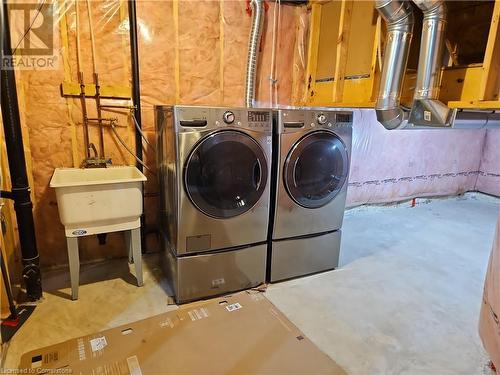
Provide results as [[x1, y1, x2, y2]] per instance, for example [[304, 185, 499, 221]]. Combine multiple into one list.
[[269, 109, 353, 282], [156, 105, 272, 302]]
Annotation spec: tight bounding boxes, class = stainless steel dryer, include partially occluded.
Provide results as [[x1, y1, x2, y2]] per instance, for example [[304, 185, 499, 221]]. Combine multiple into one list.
[[269, 108, 353, 282], [155, 105, 272, 303]]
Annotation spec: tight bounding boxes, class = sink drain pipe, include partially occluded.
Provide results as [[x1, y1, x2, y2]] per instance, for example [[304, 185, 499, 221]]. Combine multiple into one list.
[[128, 0, 146, 252], [0, 2, 42, 300]]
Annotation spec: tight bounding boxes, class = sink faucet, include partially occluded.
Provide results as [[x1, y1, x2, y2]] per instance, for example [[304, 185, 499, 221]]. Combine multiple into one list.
[[88, 143, 98, 159]]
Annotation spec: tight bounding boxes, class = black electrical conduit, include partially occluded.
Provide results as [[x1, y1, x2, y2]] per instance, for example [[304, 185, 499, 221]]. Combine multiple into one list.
[[128, 0, 146, 252], [0, 1, 42, 300]]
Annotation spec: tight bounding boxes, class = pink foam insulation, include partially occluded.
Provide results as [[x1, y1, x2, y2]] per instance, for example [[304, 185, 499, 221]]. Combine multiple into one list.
[[476, 129, 500, 197]]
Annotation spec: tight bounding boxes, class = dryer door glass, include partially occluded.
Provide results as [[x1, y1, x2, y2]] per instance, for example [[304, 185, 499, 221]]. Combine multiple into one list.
[[284, 131, 348, 208], [185, 130, 268, 219]]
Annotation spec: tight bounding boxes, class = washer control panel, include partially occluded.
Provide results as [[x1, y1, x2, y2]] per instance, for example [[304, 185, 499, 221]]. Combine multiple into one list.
[[175, 106, 272, 132], [280, 109, 353, 133]]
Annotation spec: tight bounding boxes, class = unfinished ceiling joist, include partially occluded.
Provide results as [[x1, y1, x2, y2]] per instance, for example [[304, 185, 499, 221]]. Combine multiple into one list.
[[305, 0, 500, 116]]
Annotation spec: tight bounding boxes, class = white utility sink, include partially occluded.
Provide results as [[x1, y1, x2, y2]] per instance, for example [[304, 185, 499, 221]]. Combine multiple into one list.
[[50, 166, 147, 237]]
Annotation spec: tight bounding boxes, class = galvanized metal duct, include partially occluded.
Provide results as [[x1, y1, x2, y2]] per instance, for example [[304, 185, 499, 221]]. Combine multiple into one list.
[[451, 111, 500, 129], [376, 0, 498, 129], [245, 0, 264, 108], [408, 0, 453, 126], [375, 0, 414, 130]]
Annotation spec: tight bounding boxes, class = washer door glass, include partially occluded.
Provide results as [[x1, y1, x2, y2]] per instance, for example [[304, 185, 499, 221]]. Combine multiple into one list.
[[185, 130, 268, 219], [284, 131, 348, 208]]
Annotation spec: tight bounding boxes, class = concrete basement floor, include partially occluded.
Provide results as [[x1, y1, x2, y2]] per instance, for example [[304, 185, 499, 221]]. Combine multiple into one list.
[[2, 193, 499, 374]]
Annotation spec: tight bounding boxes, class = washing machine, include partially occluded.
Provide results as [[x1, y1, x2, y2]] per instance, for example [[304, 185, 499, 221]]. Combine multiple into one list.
[[155, 105, 272, 303], [268, 108, 353, 282]]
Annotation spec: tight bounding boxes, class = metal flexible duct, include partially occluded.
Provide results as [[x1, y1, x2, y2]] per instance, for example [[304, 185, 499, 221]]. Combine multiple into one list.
[[375, 0, 414, 130], [408, 0, 452, 126], [245, 0, 264, 108]]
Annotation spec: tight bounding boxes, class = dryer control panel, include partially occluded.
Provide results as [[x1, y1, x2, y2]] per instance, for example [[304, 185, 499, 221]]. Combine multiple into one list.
[[278, 109, 353, 134], [174, 106, 272, 133]]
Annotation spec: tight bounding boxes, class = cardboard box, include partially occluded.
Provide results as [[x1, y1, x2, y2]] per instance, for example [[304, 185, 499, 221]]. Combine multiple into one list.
[[479, 213, 500, 369], [20, 291, 347, 374]]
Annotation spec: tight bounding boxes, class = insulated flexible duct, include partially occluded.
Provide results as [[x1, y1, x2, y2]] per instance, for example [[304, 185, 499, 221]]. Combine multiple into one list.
[[245, 0, 265, 108], [375, 0, 414, 130]]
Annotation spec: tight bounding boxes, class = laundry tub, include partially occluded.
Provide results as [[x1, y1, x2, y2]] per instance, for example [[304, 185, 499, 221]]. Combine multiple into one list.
[[50, 166, 147, 237], [50, 166, 147, 299]]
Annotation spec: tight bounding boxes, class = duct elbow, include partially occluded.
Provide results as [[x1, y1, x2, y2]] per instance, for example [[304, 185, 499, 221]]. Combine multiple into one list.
[[375, 0, 414, 32], [376, 107, 407, 130], [413, 0, 446, 19]]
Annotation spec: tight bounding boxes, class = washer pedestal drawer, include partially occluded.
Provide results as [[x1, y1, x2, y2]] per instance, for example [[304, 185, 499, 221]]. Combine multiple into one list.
[[270, 230, 341, 282], [162, 238, 266, 304]]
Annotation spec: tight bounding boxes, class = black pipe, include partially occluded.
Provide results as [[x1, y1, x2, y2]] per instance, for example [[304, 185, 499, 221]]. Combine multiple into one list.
[[128, 0, 146, 252], [1, 190, 14, 200], [0, 247, 18, 318], [0, 1, 42, 300]]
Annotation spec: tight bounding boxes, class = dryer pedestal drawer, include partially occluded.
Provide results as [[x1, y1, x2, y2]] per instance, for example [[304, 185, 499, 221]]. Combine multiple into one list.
[[163, 242, 266, 304], [270, 230, 341, 282]]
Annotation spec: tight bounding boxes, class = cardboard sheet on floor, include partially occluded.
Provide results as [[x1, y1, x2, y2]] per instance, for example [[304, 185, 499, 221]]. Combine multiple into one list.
[[479, 213, 500, 369], [20, 291, 346, 374]]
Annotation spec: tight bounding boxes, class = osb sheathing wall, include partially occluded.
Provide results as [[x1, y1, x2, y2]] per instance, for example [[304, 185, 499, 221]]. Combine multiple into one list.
[[7, 1, 308, 267]]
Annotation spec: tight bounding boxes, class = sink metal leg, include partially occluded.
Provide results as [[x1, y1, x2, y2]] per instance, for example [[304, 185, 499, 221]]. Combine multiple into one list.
[[130, 228, 143, 287], [66, 237, 80, 300], [125, 230, 133, 264]]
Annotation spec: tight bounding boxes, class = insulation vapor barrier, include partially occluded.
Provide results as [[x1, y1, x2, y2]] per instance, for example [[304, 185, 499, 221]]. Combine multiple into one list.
[[8, 0, 308, 266], [5, 0, 499, 269], [346, 109, 498, 207], [476, 129, 500, 197]]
